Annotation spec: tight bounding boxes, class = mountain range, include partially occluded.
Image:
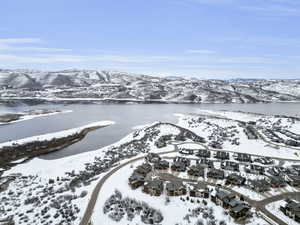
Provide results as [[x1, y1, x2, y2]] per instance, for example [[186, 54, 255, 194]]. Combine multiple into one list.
[[1, 69, 300, 104]]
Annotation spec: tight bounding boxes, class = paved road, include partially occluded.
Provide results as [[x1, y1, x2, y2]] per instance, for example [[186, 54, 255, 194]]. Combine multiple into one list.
[[80, 141, 300, 225]]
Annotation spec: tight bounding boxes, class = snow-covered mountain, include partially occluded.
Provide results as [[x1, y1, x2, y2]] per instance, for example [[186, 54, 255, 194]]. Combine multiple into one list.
[[0, 69, 300, 104]]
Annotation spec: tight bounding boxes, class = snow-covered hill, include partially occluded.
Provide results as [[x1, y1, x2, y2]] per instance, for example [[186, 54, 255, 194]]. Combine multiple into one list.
[[0, 69, 299, 104]]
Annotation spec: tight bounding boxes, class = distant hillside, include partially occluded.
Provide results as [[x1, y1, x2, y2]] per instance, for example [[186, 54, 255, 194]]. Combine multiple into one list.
[[0, 69, 300, 104]]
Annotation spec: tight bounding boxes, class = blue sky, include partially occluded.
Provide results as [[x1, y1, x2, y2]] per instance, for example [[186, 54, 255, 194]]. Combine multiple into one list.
[[0, 0, 300, 78]]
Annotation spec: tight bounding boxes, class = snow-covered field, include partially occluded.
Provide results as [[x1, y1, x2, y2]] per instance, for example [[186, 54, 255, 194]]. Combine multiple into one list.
[[176, 111, 300, 160]]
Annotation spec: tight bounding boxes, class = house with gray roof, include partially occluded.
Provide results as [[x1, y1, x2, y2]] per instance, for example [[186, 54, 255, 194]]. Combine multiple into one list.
[[214, 151, 229, 160], [196, 149, 211, 158], [248, 179, 270, 192], [146, 153, 161, 163], [266, 176, 286, 188], [286, 175, 300, 187], [154, 160, 169, 170], [229, 203, 251, 220], [188, 164, 205, 177], [226, 173, 246, 186], [280, 199, 300, 223], [221, 161, 239, 172], [129, 172, 146, 189], [166, 180, 186, 196], [143, 178, 164, 196], [207, 169, 225, 180], [171, 161, 187, 172], [235, 153, 252, 162], [189, 182, 209, 198]]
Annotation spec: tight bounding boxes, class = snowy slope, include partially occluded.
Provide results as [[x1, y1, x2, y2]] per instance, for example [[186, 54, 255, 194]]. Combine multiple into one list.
[[0, 69, 300, 103]]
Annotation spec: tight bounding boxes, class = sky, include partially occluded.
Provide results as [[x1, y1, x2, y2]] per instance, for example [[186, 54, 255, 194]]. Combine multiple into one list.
[[0, 0, 300, 79]]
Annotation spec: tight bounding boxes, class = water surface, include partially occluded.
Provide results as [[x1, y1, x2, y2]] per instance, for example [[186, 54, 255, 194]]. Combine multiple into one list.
[[0, 102, 299, 159]]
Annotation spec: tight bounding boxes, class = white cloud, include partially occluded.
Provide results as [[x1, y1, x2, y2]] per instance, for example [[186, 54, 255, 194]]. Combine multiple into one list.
[[0, 38, 70, 52], [240, 5, 300, 16], [0, 38, 42, 44], [177, 0, 300, 17], [0, 54, 179, 64], [186, 49, 214, 54]]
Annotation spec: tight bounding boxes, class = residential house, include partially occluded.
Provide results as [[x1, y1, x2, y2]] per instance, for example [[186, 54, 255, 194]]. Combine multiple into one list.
[[129, 172, 145, 189], [229, 203, 251, 220], [188, 164, 205, 177], [153, 160, 169, 170], [173, 157, 191, 167], [226, 174, 246, 186], [235, 153, 252, 162], [210, 141, 223, 149], [189, 182, 209, 198], [248, 179, 270, 192], [244, 164, 265, 175], [214, 151, 229, 160], [212, 189, 251, 220], [285, 140, 300, 147], [179, 148, 194, 155], [211, 189, 236, 208], [128, 163, 152, 189], [143, 178, 164, 196], [244, 125, 258, 140], [254, 157, 273, 165], [146, 153, 161, 163], [280, 199, 300, 223], [175, 134, 186, 141], [196, 149, 211, 158], [166, 180, 187, 196], [135, 163, 152, 176], [285, 175, 300, 187], [171, 161, 187, 172], [221, 161, 239, 172], [267, 166, 286, 176], [292, 165, 300, 175], [207, 169, 225, 180], [266, 176, 286, 188], [200, 158, 214, 168]]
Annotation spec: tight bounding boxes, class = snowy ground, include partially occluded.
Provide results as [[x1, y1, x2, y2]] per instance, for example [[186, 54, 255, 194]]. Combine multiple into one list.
[[2, 110, 300, 225], [176, 111, 300, 160], [91, 159, 266, 225]]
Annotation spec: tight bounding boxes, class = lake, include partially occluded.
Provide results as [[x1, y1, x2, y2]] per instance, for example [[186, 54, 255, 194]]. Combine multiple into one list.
[[1, 102, 300, 159]]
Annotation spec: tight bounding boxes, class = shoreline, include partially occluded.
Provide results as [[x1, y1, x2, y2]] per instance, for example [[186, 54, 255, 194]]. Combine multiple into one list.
[[0, 109, 72, 125], [2, 96, 300, 105], [0, 121, 114, 172]]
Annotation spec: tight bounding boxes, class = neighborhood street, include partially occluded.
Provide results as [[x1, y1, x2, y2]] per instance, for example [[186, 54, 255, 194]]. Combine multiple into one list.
[[80, 140, 300, 225]]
